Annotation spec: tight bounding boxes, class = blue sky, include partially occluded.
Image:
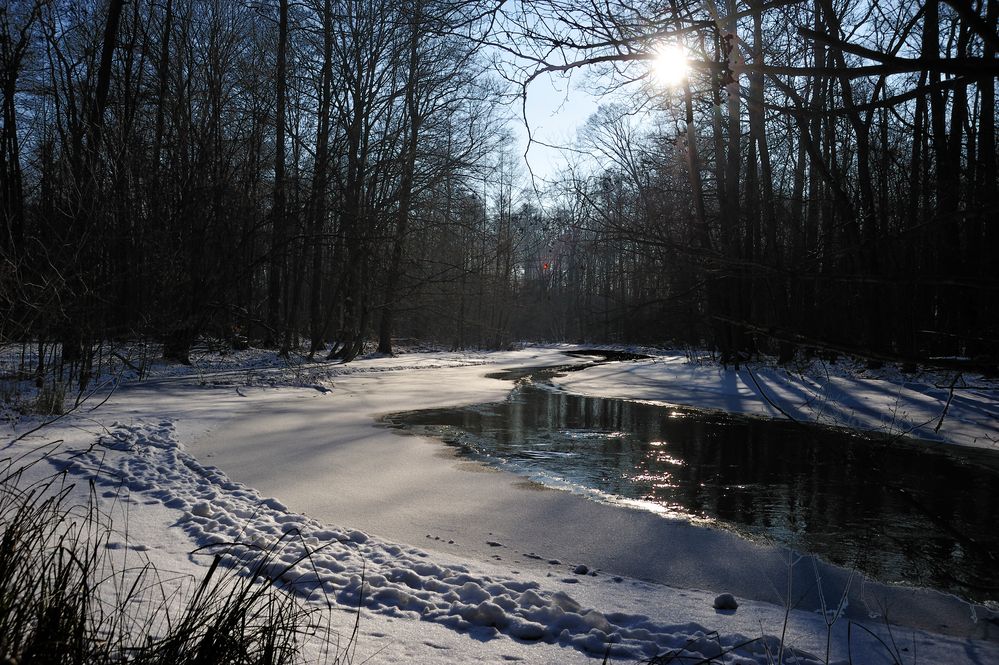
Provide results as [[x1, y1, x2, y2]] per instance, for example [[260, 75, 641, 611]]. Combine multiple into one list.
[[515, 71, 601, 183]]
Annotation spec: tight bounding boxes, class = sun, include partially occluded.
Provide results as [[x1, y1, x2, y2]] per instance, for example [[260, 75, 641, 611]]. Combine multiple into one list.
[[652, 44, 689, 86]]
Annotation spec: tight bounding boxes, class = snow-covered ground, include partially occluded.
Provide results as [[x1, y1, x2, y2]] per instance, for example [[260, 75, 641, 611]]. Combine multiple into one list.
[[3, 346, 998, 664], [551, 350, 999, 449]]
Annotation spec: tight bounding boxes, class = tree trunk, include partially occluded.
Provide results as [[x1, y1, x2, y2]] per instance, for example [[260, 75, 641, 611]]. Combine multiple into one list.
[[721, 0, 743, 360], [378, 0, 423, 355], [267, 0, 289, 347], [309, 0, 334, 357], [981, 0, 998, 349]]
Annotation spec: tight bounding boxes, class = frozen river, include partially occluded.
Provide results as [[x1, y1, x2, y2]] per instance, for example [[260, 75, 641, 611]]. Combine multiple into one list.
[[391, 359, 999, 607]]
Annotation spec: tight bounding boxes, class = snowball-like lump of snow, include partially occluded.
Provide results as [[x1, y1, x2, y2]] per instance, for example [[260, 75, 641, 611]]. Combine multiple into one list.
[[191, 501, 214, 518], [713, 593, 739, 610]]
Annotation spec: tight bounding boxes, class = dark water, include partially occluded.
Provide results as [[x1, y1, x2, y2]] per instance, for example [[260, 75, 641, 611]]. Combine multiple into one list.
[[389, 368, 999, 606]]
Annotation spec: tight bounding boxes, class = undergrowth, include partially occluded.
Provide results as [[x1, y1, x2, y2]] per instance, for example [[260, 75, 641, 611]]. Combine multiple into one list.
[[0, 451, 351, 665]]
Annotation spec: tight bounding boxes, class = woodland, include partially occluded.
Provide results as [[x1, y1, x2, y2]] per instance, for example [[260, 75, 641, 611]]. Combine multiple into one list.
[[2, 0, 997, 390]]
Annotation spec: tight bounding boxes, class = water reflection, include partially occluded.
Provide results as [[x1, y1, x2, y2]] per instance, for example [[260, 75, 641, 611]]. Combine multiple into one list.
[[392, 384, 999, 605]]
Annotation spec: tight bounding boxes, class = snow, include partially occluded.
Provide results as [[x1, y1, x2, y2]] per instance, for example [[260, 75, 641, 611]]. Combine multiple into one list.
[[4, 345, 998, 664], [550, 352, 999, 449]]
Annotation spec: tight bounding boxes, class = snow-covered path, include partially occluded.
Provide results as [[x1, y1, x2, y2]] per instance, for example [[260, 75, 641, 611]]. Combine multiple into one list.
[[8, 347, 999, 664]]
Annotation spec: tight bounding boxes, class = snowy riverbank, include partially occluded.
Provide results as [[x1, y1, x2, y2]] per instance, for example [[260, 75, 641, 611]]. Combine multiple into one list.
[[4, 346, 998, 663], [551, 349, 999, 450]]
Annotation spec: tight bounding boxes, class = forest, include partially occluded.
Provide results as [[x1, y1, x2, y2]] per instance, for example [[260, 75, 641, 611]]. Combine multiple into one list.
[[2, 0, 997, 389]]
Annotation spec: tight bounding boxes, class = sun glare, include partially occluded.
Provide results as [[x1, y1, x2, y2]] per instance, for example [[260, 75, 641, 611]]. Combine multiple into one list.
[[653, 44, 689, 86]]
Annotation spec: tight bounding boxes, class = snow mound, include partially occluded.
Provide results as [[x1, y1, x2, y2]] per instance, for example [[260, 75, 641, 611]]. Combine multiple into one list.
[[53, 419, 823, 663]]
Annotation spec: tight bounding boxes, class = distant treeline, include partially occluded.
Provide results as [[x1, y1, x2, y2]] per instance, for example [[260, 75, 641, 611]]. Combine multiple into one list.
[[502, 0, 999, 367], [2, 0, 997, 387], [1, 0, 526, 385]]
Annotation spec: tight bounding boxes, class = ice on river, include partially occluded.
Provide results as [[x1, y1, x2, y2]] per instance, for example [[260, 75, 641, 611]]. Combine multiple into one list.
[[7, 346, 998, 664]]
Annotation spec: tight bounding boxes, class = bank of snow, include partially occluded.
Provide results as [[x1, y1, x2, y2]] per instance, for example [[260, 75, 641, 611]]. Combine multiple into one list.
[[551, 352, 999, 450], [5, 346, 998, 664]]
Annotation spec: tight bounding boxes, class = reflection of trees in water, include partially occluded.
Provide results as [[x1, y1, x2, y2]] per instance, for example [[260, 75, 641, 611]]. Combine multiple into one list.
[[398, 385, 999, 604]]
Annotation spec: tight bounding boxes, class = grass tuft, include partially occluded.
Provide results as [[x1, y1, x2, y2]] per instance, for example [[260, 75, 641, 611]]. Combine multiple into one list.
[[0, 453, 347, 665]]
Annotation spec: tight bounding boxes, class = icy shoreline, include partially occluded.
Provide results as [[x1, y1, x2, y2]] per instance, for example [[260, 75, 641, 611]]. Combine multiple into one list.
[[5, 346, 998, 663]]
